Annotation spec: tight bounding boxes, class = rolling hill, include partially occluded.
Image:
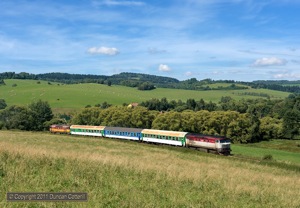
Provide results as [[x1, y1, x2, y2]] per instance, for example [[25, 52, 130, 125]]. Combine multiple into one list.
[[0, 79, 290, 113]]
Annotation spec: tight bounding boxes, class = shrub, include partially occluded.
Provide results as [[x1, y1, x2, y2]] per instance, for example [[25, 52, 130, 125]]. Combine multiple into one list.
[[262, 154, 273, 161]]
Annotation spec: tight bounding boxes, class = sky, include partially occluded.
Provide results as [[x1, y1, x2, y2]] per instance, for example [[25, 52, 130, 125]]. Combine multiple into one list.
[[0, 0, 300, 81]]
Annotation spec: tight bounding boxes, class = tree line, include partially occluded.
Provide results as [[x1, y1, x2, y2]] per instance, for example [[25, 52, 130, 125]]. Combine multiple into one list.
[[70, 106, 279, 143], [0, 95, 299, 142], [0, 100, 54, 131]]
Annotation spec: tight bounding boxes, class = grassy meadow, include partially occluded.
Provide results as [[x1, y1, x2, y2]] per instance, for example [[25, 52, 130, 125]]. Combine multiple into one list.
[[0, 79, 290, 113], [0, 130, 300, 207], [232, 144, 300, 165]]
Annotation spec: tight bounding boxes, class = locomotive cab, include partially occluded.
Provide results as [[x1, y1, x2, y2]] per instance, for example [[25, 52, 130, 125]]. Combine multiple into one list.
[[215, 139, 231, 155]]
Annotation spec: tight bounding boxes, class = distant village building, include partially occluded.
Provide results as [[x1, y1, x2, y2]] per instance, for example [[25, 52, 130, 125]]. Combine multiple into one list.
[[128, 102, 139, 108]]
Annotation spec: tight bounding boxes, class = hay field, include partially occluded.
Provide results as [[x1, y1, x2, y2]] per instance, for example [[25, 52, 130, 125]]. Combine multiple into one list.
[[0, 131, 299, 207]]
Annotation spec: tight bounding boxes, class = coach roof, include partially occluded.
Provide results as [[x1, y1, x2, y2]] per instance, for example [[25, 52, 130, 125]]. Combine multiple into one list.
[[104, 126, 143, 133], [142, 129, 188, 137], [70, 125, 105, 130]]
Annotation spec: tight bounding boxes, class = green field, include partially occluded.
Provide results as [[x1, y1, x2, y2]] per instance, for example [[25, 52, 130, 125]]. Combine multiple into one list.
[[232, 145, 300, 164], [0, 79, 290, 113], [0, 130, 300, 207]]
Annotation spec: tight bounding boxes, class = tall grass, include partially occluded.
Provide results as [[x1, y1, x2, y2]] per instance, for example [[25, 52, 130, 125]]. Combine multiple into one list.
[[0, 131, 299, 207]]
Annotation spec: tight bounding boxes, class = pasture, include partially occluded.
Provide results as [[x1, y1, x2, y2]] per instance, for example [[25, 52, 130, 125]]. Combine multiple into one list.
[[0, 130, 299, 207], [0, 79, 289, 113]]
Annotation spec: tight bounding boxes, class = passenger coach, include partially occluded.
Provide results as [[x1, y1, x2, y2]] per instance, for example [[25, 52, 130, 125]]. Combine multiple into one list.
[[103, 126, 143, 141], [70, 125, 105, 137], [141, 129, 188, 146]]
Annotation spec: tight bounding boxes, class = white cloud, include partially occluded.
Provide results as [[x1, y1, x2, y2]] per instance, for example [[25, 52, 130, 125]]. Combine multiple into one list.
[[252, 57, 287, 67], [158, 64, 171, 72], [87, 47, 119, 55], [185, 71, 192, 76], [273, 73, 300, 79]]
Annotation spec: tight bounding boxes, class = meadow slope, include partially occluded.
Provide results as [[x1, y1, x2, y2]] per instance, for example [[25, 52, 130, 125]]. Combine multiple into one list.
[[0, 79, 289, 113], [0, 131, 299, 207]]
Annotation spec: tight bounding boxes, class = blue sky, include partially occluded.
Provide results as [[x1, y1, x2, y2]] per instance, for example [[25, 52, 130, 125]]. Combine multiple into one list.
[[0, 0, 300, 81]]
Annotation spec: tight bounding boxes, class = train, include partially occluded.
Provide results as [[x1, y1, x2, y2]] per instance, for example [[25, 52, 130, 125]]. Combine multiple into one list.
[[50, 124, 70, 134], [50, 124, 231, 155]]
